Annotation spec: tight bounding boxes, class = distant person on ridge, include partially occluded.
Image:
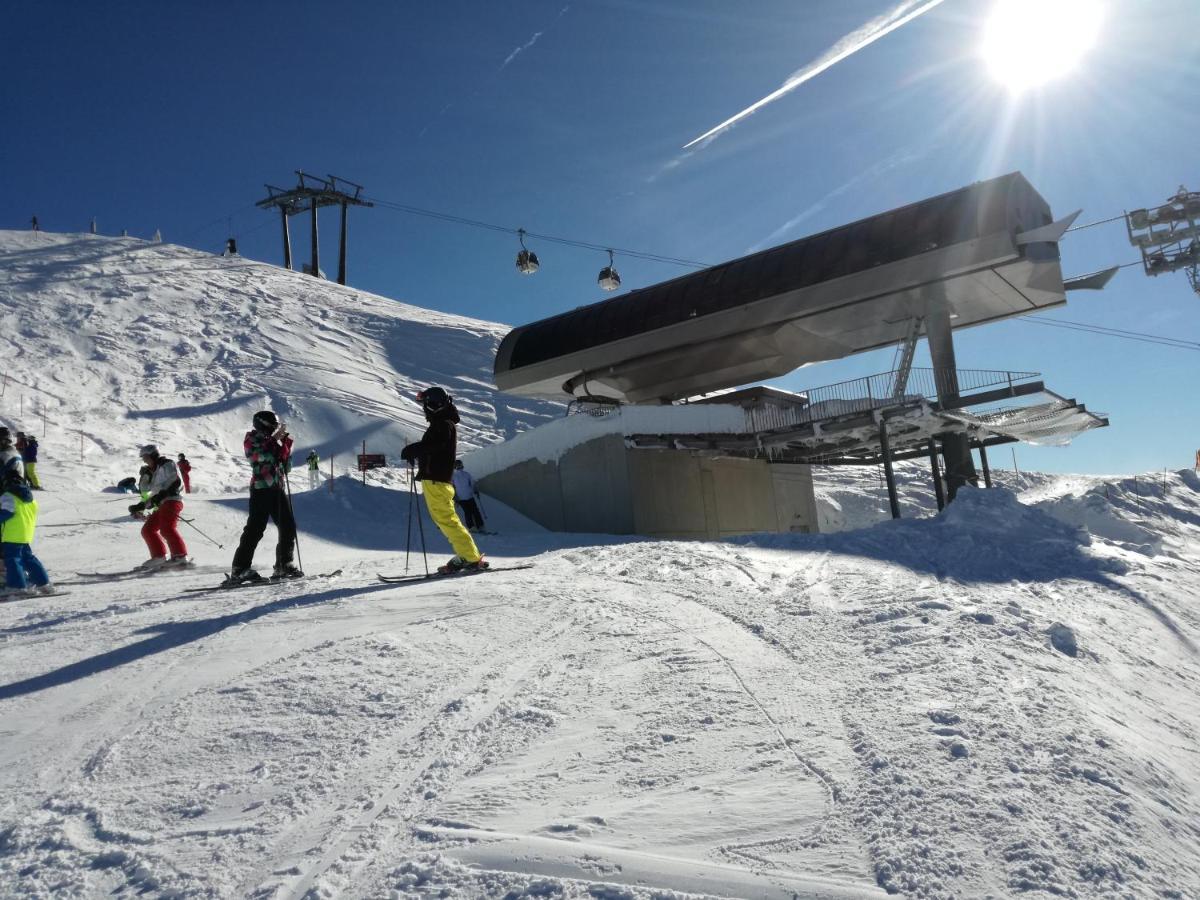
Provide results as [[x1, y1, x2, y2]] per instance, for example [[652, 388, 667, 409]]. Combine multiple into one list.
[[225, 411, 301, 586], [400, 388, 487, 574], [128, 445, 190, 569], [177, 453, 192, 493], [306, 450, 321, 490], [452, 459, 485, 533], [0, 463, 53, 598]]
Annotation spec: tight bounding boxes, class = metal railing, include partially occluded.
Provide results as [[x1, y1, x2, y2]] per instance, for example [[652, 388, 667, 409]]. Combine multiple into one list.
[[745, 367, 1041, 434]]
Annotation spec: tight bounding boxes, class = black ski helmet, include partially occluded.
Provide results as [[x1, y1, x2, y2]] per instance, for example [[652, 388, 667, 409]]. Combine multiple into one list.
[[0, 427, 10, 448], [417, 386, 451, 415], [253, 410, 279, 433], [454, 459, 464, 470]]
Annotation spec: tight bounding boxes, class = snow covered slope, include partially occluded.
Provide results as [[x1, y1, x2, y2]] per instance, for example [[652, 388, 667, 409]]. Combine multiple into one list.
[[1, 230, 1199, 899], [1, 470, 1198, 898], [0, 230, 562, 491]]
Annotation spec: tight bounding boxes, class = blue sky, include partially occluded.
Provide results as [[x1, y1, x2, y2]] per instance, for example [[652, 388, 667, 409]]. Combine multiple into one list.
[[4, 0, 1197, 474]]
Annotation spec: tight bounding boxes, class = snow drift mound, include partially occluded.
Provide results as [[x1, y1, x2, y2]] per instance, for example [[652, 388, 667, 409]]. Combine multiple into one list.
[[0, 230, 562, 492]]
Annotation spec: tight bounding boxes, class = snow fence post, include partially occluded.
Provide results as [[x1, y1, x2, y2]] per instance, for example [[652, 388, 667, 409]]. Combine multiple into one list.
[[329, 454, 334, 493]]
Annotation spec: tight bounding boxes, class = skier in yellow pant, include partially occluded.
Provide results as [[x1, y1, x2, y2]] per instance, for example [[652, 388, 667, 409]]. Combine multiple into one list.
[[400, 387, 486, 574]]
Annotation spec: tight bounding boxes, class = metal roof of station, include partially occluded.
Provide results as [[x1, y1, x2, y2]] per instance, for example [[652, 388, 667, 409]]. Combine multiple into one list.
[[496, 172, 1082, 403]]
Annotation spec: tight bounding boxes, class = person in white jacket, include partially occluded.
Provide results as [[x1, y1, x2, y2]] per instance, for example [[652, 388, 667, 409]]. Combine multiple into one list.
[[451, 460, 485, 532], [127, 445, 190, 569]]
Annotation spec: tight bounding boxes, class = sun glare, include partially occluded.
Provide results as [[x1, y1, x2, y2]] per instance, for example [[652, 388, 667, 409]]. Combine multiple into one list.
[[981, 0, 1105, 92]]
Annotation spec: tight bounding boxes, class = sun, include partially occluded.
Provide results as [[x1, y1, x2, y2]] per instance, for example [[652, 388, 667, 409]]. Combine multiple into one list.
[[981, 0, 1105, 92]]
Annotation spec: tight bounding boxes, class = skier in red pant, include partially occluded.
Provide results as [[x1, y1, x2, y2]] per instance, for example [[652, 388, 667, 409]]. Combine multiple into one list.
[[128, 444, 190, 569]]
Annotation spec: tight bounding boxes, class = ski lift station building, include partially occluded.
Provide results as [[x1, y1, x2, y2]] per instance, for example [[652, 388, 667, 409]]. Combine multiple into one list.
[[472, 172, 1108, 538]]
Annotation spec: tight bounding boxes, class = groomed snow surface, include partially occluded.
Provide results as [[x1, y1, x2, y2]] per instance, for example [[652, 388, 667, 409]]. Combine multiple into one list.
[[1, 231, 1199, 897], [2, 468, 1199, 898]]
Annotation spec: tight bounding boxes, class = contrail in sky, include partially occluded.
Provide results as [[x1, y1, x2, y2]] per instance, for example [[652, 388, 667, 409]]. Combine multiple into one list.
[[683, 0, 948, 149], [498, 5, 570, 73]]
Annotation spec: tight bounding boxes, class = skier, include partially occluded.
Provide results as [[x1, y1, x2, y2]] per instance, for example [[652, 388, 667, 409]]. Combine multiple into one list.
[[225, 411, 301, 585], [306, 450, 321, 490], [0, 463, 53, 598], [137, 464, 152, 502], [0, 428, 21, 477], [400, 388, 487, 574], [116, 476, 139, 494], [20, 434, 40, 490], [451, 459, 486, 533], [177, 453, 192, 493], [128, 445, 190, 569]]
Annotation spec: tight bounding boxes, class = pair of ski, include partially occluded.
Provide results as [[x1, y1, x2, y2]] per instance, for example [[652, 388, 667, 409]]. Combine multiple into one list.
[[184, 569, 344, 594], [376, 563, 533, 584], [70, 564, 211, 583]]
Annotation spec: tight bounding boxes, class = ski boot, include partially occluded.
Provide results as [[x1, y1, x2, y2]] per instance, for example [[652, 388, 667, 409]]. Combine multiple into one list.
[[138, 556, 169, 571], [437, 556, 467, 575], [272, 563, 304, 580], [438, 555, 489, 575], [222, 567, 264, 587]]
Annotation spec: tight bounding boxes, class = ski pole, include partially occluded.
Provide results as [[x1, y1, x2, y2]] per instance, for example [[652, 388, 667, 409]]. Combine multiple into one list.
[[410, 462, 429, 575], [179, 517, 224, 549], [405, 462, 416, 574], [283, 463, 304, 575]]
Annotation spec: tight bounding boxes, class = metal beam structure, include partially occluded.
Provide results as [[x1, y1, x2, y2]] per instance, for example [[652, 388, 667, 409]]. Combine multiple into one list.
[[880, 420, 900, 519], [256, 172, 373, 284]]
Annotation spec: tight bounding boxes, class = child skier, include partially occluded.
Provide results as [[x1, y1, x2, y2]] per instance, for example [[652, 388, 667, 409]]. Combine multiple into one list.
[[400, 388, 487, 574], [306, 450, 321, 490], [0, 428, 21, 476], [0, 464, 53, 597], [451, 459, 486, 533], [20, 434, 41, 490], [128, 445, 190, 569], [225, 411, 301, 585], [177, 453, 192, 493]]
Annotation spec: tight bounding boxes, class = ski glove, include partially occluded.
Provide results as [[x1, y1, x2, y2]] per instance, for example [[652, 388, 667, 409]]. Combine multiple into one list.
[[129, 502, 146, 518]]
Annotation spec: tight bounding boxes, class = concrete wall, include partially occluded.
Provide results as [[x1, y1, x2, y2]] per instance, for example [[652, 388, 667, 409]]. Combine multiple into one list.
[[477, 436, 819, 538], [771, 464, 819, 534]]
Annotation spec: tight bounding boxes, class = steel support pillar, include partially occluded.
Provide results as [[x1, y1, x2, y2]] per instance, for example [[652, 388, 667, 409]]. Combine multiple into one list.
[[929, 438, 946, 512], [337, 201, 349, 285], [978, 444, 993, 488], [879, 420, 901, 519], [925, 304, 977, 501], [280, 208, 292, 270], [310, 202, 320, 278]]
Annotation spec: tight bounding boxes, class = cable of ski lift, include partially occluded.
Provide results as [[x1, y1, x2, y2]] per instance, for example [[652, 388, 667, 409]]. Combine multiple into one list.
[[597, 249, 621, 291], [363, 195, 710, 269], [515, 229, 540, 275]]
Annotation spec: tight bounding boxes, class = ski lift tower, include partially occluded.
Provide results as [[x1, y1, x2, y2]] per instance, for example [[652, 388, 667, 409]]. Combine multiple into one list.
[[256, 172, 373, 285], [1125, 185, 1200, 297]]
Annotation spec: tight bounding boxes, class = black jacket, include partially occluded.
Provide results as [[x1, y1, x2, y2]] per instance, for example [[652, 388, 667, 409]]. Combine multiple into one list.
[[401, 405, 458, 483]]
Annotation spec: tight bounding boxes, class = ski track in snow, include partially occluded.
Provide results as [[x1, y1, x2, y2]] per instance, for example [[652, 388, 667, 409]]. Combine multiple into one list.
[[1, 231, 1200, 897]]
